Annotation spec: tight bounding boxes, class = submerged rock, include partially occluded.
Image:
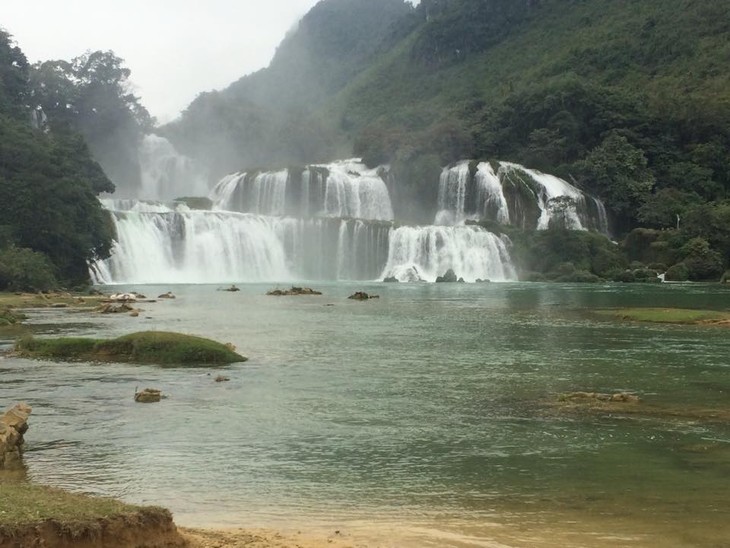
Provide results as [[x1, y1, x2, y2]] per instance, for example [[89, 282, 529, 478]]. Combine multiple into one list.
[[97, 303, 135, 314], [158, 291, 176, 299], [214, 375, 230, 383], [267, 287, 322, 296], [559, 391, 641, 403], [348, 292, 380, 301], [383, 276, 399, 283], [224, 285, 240, 292]]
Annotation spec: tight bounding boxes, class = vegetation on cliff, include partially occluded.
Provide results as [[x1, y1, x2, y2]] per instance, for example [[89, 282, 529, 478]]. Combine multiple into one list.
[[163, 0, 730, 276], [16, 331, 247, 365], [0, 30, 116, 290]]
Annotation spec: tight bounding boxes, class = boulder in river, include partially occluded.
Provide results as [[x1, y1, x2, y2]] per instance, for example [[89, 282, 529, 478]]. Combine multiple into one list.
[[435, 269, 458, 283], [158, 291, 176, 299], [134, 388, 162, 403], [0, 403, 32, 469]]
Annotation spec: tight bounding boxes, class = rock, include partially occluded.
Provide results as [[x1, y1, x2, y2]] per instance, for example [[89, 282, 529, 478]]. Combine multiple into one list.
[[214, 375, 230, 383], [267, 286, 322, 296], [134, 388, 162, 403], [109, 293, 137, 302], [383, 276, 399, 283], [458, 277, 466, 283], [435, 269, 458, 283], [0, 403, 32, 469], [50, 303, 69, 308], [130, 310, 140, 317], [158, 291, 175, 299], [348, 292, 379, 301], [97, 303, 134, 314], [475, 278, 491, 283], [224, 285, 240, 292]]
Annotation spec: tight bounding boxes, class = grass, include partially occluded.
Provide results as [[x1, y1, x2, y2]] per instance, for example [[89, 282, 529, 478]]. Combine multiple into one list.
[[595, 307, 730, 325], [0, 291, 104, 309], [0, 482, 143, 527], [16, 331, 247, 365]]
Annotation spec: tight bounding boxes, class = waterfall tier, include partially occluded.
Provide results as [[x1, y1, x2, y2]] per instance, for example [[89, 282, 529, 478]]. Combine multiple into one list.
[[209, 160, 394, 222], [435, 161, 609, 233], [93, 203, 515, 284], [137, 135, 207, 201]]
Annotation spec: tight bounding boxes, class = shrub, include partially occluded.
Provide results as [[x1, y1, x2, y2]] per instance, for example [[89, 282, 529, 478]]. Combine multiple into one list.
[[665, 263, 690, 281], [0, 246, 58, 292]]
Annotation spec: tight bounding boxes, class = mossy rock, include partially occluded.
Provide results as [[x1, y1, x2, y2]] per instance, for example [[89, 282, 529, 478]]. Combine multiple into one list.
[[15, 331, 247, 365]]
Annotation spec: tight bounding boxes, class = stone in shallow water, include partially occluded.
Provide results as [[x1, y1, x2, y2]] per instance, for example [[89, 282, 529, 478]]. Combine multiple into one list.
[[134, 388, 162, 403]]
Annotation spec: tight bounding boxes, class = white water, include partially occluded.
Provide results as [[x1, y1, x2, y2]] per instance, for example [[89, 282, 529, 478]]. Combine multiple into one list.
[[380, 226, 515, 283], [436, 160, 607, 232], [501, 162, 585, 230], [94, 157, 613, 285], [138, 135, 207, 200], [210, 160, 393, 222]]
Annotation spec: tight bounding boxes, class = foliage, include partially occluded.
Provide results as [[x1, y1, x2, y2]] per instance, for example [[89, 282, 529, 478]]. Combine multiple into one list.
[[576, 133, 655, 225], [678, 237, 724, 281], [0, 31, 115, 286], [665, 263, 689, 282], [0, 246, 58, 292], [30, 50, 152, 194]]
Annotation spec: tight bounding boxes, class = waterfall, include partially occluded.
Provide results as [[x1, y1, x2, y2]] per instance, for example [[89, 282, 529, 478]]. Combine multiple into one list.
[[138, 135, 207, 200], [93, 202, 392, 284], [436, 160, 608, 233], [435, 161, 471, 225], [380, 225, 516, 283], [209, 160, 393, 221], [475, 162, 510, 225], [97, 157, 624, 285]]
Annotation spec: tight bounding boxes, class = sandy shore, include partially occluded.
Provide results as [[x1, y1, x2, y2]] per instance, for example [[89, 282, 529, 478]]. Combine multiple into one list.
[[180, 527, 368, 548]]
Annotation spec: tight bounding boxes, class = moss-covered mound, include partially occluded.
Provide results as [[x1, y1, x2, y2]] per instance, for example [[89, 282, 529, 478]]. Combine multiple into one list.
[[0, 482, 185, 547], [595, 307, 730, 325], [16, 331, 247, 365]]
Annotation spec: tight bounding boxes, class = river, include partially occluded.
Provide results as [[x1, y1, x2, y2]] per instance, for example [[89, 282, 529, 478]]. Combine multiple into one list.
[[1, 282, 729, 547]]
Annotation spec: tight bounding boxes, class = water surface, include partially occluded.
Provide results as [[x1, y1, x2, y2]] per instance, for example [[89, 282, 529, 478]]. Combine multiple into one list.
[[2, 283, 729, 546]]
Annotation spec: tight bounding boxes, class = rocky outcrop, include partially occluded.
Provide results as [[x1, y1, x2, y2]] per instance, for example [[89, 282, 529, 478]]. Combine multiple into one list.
[[267, 287, 322, 296], [435, 269, 458, 283], [0, 403, 31, 469]]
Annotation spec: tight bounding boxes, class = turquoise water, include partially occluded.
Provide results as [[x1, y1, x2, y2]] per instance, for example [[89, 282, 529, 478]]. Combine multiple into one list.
[[2, 283, 729, 546]]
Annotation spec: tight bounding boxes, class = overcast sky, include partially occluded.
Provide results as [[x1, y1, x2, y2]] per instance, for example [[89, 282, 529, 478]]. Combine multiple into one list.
[[0, 0, 326, 123]]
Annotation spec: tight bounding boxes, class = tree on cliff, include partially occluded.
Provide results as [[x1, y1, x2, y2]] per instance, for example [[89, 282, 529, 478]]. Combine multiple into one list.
[[31, 50, 153, 194], [0, 30, 114, 289]]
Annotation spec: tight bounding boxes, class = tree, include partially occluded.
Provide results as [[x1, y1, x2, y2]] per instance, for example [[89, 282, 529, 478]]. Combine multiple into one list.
[[579, 133, 655, 228]]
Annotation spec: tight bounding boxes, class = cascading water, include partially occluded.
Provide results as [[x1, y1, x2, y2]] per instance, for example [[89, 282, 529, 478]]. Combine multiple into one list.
[[138, 135, 208, 200], [380, 225, 515, 283], [435, 160, 609, 233], [94, 156, 610, 285], [210, 160, 393, 221]]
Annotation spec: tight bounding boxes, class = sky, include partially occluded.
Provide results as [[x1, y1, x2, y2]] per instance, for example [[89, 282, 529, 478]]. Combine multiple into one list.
[[0, 0, 325, 123]]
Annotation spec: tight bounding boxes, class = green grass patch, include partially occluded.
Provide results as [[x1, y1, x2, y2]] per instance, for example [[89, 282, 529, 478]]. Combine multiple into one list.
[[16, 331, 247, 365], [0, 482, 143, 528], [596, 307, 730, 325]]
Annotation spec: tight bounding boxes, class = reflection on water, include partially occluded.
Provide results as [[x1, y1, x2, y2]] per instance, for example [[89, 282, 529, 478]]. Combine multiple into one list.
[[1, 282, 729, 546]]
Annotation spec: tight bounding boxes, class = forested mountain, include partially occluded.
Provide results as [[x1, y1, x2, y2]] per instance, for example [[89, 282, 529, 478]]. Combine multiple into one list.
[[165, 0, 730, 278], [163, 0, 413, 175], [0, 30, 115, 289]]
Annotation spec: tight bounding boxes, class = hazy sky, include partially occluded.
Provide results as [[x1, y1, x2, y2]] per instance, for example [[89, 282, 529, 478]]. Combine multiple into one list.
[[0, 0, 324, 123]]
